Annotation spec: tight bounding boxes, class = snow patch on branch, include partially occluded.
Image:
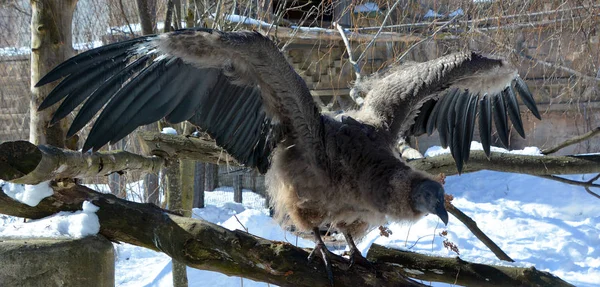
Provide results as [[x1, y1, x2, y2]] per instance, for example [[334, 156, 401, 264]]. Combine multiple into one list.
[[1, 180, 53, 207], [424, 141, 542, 158], [161, 127, 178, 135], [0, 201, 100, 239]]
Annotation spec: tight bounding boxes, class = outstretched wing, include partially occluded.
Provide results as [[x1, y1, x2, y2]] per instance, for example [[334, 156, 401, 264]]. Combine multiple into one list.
[[359, 52, 541, 172], [36, 28, 323, 173]]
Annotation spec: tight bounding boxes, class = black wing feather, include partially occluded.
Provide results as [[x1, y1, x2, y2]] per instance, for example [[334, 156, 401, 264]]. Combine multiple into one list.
[[436, 88, 460, 148], [503, 86, 526, 138], [450, 91, 470, 170], [410, 99, 436, 136], [492, 93, 509, 148], [478, 94, 493, 156], [514, 77, 542, 120], [462, 95, 479, 163]]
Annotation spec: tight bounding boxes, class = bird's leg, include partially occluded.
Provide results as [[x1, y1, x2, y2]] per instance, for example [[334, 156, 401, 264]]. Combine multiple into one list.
[[343, 231, 374, 270], [307, 227, 335, 285]]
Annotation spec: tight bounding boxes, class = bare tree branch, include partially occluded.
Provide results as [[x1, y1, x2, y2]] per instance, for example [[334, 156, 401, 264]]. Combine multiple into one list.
[[367, 245, 575, 287], [541, 127, 600, 155], [585, 186, 600, 200], [409, 151, 600, 176], [537, 175, 600, 189], [355, 0, 403, 65], [446, 202, 514, 262], [3, 135, 597, 186], [0, 141, 164, 185], [137, 132, 238, 166], [538, 174, 600, 200], [395, 14, 460, 64]]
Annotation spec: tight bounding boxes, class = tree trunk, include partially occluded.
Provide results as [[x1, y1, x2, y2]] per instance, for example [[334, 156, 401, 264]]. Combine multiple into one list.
[[164, 0, 174, 32], [193, 162, 205, 208], [135, 0, 157, 35], [185, 0, 196, 28], [29, 0, 78, 147]]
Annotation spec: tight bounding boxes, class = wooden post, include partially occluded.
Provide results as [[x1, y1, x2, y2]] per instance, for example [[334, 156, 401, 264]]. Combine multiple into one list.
[[108, 140, 126, 197], [193, 162, 205, 208], [205, 163, 218, 191], [180, 159, 194, 217], [144, 172, 160, 204], [233, 173, 242, 203], [165, 158, 191, 287], [30, 0, 78, 147]]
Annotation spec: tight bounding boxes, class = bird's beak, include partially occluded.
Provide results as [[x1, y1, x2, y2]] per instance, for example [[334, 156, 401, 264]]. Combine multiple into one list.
[[435, 199, 449, 225]]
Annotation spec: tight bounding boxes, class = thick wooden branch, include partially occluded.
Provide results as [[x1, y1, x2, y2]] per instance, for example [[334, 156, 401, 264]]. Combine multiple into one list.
[[367, 245, 574, 287], [409, 151, 600, 176], [4, 136, 597, 186], [0, 141, 164, 185], [138, 132, 240, 166], [0, 184, 572, 286], [139, 133, 600, 176]]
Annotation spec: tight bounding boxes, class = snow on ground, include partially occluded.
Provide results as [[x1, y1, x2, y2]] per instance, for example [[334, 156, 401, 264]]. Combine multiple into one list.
[[0, 201, 100, 238], [1, 144, 599, 286]]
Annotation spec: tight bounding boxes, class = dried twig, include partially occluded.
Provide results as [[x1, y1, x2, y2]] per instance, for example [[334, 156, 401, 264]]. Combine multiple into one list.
[[395, 14, 460, 65], [539, 174, 600, 200], [541, 127, 600, 155], [355, 0, 403, 65], [585, 186, 600, 200], [446, 202, 514, 262]]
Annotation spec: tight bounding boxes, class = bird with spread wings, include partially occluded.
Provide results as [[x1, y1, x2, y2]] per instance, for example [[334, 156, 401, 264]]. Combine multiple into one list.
[[37, 28, 541, 282]]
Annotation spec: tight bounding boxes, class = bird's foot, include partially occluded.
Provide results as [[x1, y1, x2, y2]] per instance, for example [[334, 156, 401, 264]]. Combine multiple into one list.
[[308, 242, 335, 286], [347, 249, 375, 271]]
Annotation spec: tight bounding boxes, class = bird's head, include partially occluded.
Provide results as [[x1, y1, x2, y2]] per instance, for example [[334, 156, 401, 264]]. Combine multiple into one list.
[[410, 179, 448, 225], [386, 170, 449, 225]]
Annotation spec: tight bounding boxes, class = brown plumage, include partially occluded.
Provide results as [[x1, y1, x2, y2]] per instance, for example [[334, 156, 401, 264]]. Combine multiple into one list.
[[36, 28, 541, 281]]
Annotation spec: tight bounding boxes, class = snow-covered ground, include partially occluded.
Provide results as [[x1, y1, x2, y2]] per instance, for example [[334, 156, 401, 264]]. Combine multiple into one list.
[[1, 144, 599, 286]]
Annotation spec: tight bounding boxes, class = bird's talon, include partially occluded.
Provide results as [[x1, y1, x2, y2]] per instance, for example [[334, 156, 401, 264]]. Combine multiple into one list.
[[308, 242, 335, 286], [348, 251, 374, 270]]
